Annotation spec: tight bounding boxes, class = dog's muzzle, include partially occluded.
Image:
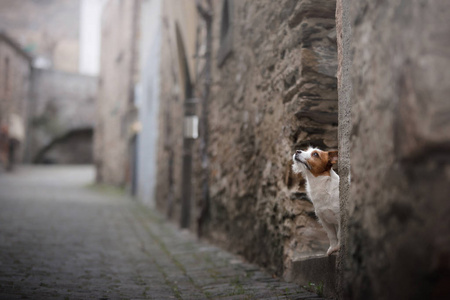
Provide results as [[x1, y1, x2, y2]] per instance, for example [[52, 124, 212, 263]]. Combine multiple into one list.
[[293, 152, 311, 170]]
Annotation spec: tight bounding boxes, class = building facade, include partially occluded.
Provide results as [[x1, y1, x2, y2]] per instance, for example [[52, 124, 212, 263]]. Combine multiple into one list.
[[337, 0, 450, 299], [95, 0, 140, 186], [156, 0, 339, 279], [97, 0, 339, 290], [0, 0, 104, 166], [97, 0, 450, 298], [134, 0, 163, 205]]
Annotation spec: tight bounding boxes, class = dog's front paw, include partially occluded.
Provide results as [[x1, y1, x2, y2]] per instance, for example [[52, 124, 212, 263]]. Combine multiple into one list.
[[326, 245, 340, 256]]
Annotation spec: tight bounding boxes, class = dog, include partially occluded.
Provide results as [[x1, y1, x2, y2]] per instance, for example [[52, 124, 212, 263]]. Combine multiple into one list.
[[292, 147, 340, 256]]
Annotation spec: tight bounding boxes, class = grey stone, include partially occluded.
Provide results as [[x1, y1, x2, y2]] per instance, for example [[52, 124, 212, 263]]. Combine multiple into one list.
[[0, 166, 324, 299], [338, 0, 450, 299]]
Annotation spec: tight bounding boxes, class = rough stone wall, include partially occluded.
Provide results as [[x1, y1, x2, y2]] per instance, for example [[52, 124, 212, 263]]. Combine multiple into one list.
[[335, 0, 352, 297], [0, 34, 32, 162], [202, 0, 338, 275], [341, 1, 450, 299], [156, 0, 339, 276], [27, 69, 96, 164], [0, 0, 80, 72], [95, 0, 139, 186]]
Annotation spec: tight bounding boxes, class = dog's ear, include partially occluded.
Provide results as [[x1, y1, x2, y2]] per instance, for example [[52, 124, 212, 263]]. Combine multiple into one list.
[[328, 151, 338, 164]]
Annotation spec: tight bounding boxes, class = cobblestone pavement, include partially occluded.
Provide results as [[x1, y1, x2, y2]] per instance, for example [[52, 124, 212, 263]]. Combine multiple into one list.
[[0, 166, 325, 300]]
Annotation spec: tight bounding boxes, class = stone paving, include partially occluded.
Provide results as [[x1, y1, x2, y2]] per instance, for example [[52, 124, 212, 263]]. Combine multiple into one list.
[[0, 166, 325, 299]]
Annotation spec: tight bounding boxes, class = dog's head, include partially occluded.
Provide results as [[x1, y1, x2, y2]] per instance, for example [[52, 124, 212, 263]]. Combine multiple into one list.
[[292, 147, 338, 177]]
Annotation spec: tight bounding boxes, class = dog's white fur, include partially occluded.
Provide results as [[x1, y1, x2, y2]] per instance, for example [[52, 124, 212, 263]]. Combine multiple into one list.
[[292, 147, 340, 255]]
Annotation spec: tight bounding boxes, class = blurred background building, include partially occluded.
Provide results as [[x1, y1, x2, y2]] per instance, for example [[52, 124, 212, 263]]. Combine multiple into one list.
[[0, 32, 32, 167], [95, 0, 339, 294], [0, 0, 105, 164]]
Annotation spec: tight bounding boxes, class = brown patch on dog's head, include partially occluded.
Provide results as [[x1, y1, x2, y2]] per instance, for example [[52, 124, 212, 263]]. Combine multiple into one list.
[[307, 150, 338, 177]]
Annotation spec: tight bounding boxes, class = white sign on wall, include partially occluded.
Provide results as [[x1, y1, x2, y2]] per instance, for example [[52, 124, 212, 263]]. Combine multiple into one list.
[[184, 116, 198, 139]]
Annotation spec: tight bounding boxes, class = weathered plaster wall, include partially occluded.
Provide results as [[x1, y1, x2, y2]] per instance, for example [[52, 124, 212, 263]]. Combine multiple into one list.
[[342, 1, 450, 298], [135, 0, 162, 207], [95, 0, 139, 186]]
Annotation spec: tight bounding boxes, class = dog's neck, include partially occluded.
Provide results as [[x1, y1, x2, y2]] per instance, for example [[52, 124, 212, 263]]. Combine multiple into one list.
[[300, 167, 339, 203]]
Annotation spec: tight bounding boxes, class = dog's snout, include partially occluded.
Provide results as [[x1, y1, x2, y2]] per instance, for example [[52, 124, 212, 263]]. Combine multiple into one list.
[[296, 150, 302, 154]]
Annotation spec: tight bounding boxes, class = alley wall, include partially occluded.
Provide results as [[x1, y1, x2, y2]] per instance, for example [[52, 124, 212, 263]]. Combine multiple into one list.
[[95, 0, 139, 186], [338, 0, 450, 299], [157, 0, 339, 276]]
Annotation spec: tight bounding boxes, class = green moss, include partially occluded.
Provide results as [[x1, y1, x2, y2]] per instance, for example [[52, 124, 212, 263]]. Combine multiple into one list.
[[86, 183, 126, 196]]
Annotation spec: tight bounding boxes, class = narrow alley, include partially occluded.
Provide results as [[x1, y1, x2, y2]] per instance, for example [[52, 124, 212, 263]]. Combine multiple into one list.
[[0, 166, 324, 300]]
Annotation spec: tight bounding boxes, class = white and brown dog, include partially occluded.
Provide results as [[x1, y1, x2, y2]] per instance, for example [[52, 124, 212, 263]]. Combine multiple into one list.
[[292, 147, 340, 255]]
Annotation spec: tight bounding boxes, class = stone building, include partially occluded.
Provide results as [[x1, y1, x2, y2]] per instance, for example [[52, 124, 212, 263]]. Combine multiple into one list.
[[97, 0, 450, 298], [27, 69, 97, 164], [336, 0, 450, 299], [0, 0, 104, 165], [0, 32, 32, 163], [94, 0, 140, 186], [134, 0, 163, 205], [155, 0, 339, 284], [96, 0, 337, 288], [97, 0, 339, 294]]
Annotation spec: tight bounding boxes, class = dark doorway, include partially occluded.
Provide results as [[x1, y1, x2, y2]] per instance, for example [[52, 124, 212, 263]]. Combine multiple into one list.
[[34, 128, 93, 164]]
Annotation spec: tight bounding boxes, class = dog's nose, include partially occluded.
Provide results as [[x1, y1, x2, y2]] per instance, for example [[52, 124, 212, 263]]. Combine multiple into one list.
[[296, 150, 302, 154]]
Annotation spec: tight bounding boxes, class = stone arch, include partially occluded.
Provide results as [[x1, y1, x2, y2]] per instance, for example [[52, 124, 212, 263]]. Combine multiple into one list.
[[34, 128, 93, 164]]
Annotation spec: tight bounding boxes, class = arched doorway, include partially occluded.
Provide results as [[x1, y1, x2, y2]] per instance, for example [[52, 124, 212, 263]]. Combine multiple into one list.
[[34, 128, 93, 164]]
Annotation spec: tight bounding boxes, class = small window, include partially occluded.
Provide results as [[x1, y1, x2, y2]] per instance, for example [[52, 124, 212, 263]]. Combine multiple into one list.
[[217, 0, 233, 66]]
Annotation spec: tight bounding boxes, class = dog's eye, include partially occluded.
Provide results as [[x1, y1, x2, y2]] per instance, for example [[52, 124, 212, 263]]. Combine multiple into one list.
[[312, 152, 319, 157]]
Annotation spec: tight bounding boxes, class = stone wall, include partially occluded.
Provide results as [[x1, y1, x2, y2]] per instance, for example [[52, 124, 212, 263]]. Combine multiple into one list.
[[157, 0, 339, 276], [0, 33, 32, 163], [339, 0, 450, 299], [95, 0, 139, 186], [335, 0, 352, 297], [204, 0, 338, 275], [27, 69, 97, 164]]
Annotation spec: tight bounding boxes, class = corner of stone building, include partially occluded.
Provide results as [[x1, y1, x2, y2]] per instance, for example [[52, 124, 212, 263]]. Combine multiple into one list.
[[338, 1, 450, 299], [335, 0, 352, 299]]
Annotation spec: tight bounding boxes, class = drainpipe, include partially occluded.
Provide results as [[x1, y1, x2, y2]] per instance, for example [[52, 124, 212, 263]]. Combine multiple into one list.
[[196, 0, 212, 238]]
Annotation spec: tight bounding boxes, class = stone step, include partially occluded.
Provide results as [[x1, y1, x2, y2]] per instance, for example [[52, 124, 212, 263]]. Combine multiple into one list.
[[285, 253, 337, 299]]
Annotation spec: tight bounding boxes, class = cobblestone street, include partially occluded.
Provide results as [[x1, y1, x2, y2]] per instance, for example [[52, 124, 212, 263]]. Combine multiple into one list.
[[0, 166, 324, 299]]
